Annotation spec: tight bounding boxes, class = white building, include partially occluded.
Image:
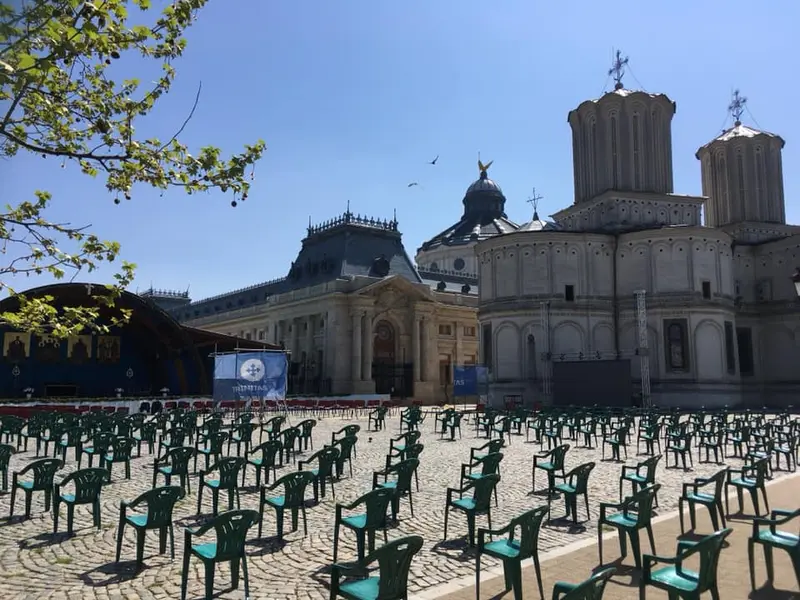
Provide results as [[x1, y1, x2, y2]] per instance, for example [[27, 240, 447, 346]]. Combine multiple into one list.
[[477, 74, 800, 408]]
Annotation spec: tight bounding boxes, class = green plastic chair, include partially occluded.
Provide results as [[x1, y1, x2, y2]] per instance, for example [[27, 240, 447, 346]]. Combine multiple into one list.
[[153, 446, 195, 494], [747, 507, 800, 590], [227, 422, 256, 457], [280, 426, 302, 463], [242, 439, 281, 487], [197, 456, 245, 516], [9, 457, 62, 518], [476, 505, 549, 600], [53, 467, 109, 533], [372, 458, 419, 521], [57, 426, 84, 462], [299, 418, 318, 451], [104, 436, 135, 480], [0, 443, 14, 492], [532, 444, 569, 494], [329, 535, 423, 600], [259, 415, 285, 443], [619, 454, 661, 505], [679, 468, 728, 534], [549, 462, 595, 524], [388, 430, 421, 457], [598, 484, 660, 569], [299, 445, 340, 502], [180, 509, 260, 600], [78, 431, 114, 468], [194, 431, 229, 473], [640, 528, 732, 599], [115, 485, 185, 568], [329, 435, 358, 479], [133, 421, 157, 457], [470, 438, 504, 462], [444, 472, 500, 546], [333, 487, 394, 562], [552, 566, 616, 600], [461, 451, 504, 507], [726, 456, 770, 517], [258, 470, 315, 539], [368, 406, 388, 431]]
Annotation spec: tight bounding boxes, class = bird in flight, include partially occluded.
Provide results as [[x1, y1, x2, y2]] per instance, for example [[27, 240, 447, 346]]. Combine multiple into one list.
[[428, 155, 439, 165], [408, 182, 419, 187]]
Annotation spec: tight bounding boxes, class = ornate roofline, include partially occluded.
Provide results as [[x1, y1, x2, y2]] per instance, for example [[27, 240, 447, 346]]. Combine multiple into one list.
[[306, 210, 398, 238], [139, 287, 190, 299]]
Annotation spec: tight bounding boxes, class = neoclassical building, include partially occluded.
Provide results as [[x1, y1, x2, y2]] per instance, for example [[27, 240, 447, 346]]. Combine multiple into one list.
[[145, 200, 503, 403], [477, 76, 800, 408]]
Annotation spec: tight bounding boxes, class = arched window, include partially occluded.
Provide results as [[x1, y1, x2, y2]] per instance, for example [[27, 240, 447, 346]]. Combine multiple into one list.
[[526, 334, 537, 380], [610, 113, 619, 188], [632, 113, 641, 190], [664, 319, 688, 372]]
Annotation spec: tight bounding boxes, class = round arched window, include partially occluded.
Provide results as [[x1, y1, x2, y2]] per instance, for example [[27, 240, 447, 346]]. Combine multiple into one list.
[[453, 257, 465, 271]]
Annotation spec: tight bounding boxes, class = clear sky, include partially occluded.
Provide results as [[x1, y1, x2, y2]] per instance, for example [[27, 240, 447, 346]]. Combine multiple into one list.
[[4, 0, 799, 302]]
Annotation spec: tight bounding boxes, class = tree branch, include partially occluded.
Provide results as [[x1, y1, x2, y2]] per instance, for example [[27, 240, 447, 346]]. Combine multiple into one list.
[[160, 80, 202, 152]]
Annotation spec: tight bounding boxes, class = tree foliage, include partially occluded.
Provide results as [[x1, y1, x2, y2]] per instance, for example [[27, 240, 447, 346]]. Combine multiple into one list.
[[0, 0, 265, 336]]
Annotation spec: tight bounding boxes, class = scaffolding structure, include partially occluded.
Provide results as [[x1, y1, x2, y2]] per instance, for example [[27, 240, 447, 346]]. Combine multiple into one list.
[[634, 290, 652, 408]]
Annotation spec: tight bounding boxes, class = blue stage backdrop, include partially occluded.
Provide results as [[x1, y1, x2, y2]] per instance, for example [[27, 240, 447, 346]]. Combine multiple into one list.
[[453, 365, 489, 397], [213, 351, 288, 402]]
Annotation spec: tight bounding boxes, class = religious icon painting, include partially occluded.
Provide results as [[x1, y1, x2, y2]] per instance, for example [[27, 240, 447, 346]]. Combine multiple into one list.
[[68, 335, 92, 364], [3, 332, 31, 362], [97, 335, 121, 364], [35, 335, 63, 363]]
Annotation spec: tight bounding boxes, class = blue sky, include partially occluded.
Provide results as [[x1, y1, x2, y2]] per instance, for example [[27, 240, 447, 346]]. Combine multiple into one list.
[[4, 0, 798, 302]]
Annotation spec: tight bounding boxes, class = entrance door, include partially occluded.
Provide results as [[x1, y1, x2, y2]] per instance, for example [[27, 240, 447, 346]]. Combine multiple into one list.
[[372, 320, 413, 398]]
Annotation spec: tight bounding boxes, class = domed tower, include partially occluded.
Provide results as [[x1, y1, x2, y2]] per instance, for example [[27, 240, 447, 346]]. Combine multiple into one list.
[[695, 90, 786, 227], [567, 52, 676, 204], [415, 160, 518, 278]]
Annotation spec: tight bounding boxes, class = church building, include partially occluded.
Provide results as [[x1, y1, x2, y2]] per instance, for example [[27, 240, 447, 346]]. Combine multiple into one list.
[[477, 59, 800, 408]]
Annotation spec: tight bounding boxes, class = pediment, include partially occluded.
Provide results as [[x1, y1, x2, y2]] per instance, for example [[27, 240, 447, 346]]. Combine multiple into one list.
[[355, 276, 433, 308]]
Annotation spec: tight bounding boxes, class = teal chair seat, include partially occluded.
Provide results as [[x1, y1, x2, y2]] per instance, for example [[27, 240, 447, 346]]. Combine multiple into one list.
[[18, 480, 33, 490], [205, 479, 221, 488], [265, 495, 285, 507], [339, 576, 379, 599], [160, 466, 175, 475], [377, 480, 396, 490], [729, 477, 755, 487], [686, 491, 714, 503], [250, 457, 263, 466], [60, 493, 76, 503], [125, 514, 148, 527], [605, 512, 637, 528], [483, 538, 521, 558], [192, 542, 218, 560], [554, 482, 576, 494], [537, 461, 554, 470], [648, 566, 700, 592], [624, 473, 647, 484], [452, 497, 476, 511], [754, 529, 798, 548], [342, 513, 367, 529]]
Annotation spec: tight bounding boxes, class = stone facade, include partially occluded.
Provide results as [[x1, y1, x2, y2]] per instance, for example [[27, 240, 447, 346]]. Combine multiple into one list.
[[478, 82, 800, 409]]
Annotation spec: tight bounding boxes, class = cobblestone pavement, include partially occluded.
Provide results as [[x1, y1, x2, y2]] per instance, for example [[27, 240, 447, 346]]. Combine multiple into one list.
[[0, 411, 789, 600]]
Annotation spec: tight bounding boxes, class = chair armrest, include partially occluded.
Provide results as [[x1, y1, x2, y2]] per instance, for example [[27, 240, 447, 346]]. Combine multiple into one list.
[[477, 522, 513, 549], [551, 581, 578, 600], [620, 465, 635, 476]]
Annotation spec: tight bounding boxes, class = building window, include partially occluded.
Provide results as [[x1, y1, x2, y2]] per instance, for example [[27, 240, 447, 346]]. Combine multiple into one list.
[[438, 324, 453, 336], [245, 332, 252, 340], [724, 321, 736, 374], [663, 319, 689, 372], [701, 281, 711, 299], [734, 280, 741, 297], [258, 330, 265, 340], [564, 285, 575, 302], [439, 354, 451, 388], [463, 326, 476, 337], [481, 323, 493, 372], [463, 355, 476, 365], [737, 327, 754, 376]]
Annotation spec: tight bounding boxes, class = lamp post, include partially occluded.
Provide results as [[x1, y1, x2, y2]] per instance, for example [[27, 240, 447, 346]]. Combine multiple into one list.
[[792, 268, 800, 298]]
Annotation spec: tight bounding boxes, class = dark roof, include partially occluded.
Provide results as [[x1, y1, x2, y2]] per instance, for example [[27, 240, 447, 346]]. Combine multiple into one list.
[[419, 170, 520, 252], [183, 326, 281, 350], [171, 210, 421, 322]]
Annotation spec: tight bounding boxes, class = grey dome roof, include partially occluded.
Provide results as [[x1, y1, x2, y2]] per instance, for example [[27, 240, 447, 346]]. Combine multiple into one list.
[[519, 211, 562, 232], [466, 174, 503, 195]]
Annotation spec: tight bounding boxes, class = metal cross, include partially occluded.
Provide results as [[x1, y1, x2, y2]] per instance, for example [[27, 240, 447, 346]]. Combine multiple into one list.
[[728, 89, 747, 124], [527, 187, 543, 218], [608, 49, 629, 87], [247, 364, 261, 378]]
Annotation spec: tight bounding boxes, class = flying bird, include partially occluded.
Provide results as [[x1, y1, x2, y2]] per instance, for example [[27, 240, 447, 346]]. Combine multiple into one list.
[[428, 155, 439, 165], [408, 182, 419, 187]]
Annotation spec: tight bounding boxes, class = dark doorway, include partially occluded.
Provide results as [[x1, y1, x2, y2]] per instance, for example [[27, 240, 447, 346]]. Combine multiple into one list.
[[372, 320, 413, 398]]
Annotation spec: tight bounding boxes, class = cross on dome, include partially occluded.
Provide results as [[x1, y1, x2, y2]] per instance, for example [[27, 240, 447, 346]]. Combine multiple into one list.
[[527, 187, 543, 220], [608, 49, 629, 90], [728, 89, 747, 126]]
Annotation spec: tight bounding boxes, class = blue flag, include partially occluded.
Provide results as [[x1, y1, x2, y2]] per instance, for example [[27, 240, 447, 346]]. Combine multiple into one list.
[[213, 351, 288, 402]]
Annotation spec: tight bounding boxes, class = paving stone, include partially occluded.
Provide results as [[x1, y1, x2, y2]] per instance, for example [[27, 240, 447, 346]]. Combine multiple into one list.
[[0, 411, 790, 599]]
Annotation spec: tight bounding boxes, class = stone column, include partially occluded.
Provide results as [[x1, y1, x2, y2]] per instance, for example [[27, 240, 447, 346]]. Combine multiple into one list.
[[305, 315, 314, 354], [455, 320, 463, 365], [361, 312, 373, 382], [420, 317, 430, 381], [351, 311, 362, 382], [412, 316, 421, 382], [291, 317, 300, 354]]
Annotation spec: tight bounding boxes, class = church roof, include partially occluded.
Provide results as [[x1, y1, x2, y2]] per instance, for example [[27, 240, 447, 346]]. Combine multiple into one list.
[[466, 175, 503, 195], [518, 211, 562, 232], [696, 121, 785, 154], [569, 84, 674, 118]]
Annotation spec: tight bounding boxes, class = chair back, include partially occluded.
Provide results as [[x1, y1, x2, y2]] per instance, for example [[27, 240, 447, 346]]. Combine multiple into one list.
[[560, 566, 616, 599], [213, 457, 246, 488], [477, 452, 504, 476], [689, 528, 733, 593], [472, 473, 501, 511], [552, 444, 570, 469], [357, 487, 395, 531], [136, 485, 184, 528], [23, 458, 63, 490], [275, 470, 315, 508], [510, 505, 549, 561], [66, 467, 109, 502], [625, 484, 660, 526], [166, 446, 195, 475], [0, 443, 13, 469], [373, 536, 424, 599], [209, 509, 261, 562], [388, 458, 419, 495]]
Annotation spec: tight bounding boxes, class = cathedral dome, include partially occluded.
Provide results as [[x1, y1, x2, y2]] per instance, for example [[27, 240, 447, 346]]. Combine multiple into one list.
[[466, 172, 503, 195]]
